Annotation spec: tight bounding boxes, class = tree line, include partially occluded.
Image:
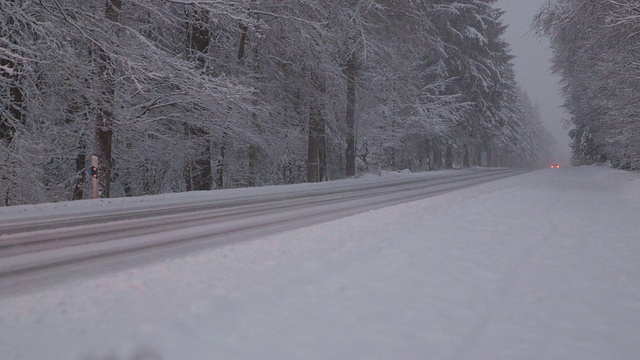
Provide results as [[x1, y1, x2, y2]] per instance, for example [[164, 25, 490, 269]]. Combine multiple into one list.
[[535, 0, 640, 170], [1, 0, 552, 206]]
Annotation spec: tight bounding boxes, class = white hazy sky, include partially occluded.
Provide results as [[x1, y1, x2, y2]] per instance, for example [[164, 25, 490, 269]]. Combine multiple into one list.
[[495, 0, 572, 163]]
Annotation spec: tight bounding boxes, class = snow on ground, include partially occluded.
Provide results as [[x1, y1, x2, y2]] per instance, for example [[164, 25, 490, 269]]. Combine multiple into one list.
[[0, 168, 466, 223], [1, 165, 639, 360]]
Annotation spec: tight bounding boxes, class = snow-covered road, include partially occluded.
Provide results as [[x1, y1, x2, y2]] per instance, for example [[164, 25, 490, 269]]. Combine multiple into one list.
[[1, 165, 639, 360], [0, 168, 526, 296]]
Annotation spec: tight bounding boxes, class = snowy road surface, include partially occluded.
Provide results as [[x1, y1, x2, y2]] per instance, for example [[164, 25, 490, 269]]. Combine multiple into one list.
[[1, 165, 639, 360], [0, 168, 527, 295]]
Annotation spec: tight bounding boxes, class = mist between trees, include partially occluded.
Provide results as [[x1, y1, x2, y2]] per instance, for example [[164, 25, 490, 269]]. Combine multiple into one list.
[[535, 0, 640, 170], [0, 0, 555, 206], [534, 0, 640, 171]]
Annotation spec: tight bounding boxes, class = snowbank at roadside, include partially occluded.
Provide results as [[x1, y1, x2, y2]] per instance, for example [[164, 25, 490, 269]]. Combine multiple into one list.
[[588, 164, 640, 208]]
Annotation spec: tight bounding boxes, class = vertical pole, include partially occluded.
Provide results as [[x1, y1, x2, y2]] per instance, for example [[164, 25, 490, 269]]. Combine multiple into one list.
[[91, 155, 99, 199]]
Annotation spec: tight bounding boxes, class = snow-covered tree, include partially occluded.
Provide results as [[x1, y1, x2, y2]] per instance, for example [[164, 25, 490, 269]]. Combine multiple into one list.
[[535, 0, 640, 169], [0, 0, 551, 206]]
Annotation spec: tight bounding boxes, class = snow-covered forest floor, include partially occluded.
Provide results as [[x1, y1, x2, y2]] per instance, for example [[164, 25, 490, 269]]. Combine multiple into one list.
[[1, 165, 639, 360]]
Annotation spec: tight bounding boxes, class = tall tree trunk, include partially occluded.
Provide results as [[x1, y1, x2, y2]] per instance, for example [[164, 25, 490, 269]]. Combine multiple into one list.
[[0, 7, 25, 205], [344, 56, 357, 177], [247, 24, 261, 187], [486, 146, 494, 167], [184, 8, 212, 191], [216, 131, 227, 189], [310, 71, 327, 182], [211, 23, 248, 190], [462, 144, 470, 168], [184, 149, 193, 192], [248, 143, 258, 186], [195, 141, 212, 190], [319, 115, 327, 181], [237, 24, 248, 63], [4, 180, 13, 206], [72, 142, 86, 200], [95, 110, 113, 198], [0, 7, 24, 145], [307, 104, 321, 183], [65, 99, 87, 200], [94, 0, 121, 198], [423, 139, 431, 171], [445, 145, 454, 169], [0, 73, 23, 144], [237, 20, 261, 187], [184, 125, 212, 191], [433, 146, 443, 170]]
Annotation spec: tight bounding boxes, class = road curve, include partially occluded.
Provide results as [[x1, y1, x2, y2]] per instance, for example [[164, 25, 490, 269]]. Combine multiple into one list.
[[0, 168, 531, 296]]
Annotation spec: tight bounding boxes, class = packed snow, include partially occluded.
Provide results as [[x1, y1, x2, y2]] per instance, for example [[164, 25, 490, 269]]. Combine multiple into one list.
[[1, 165, 639, 360]]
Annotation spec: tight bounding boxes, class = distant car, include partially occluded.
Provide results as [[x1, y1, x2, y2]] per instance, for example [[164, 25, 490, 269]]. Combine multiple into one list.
[[550, 164, 561, 169]]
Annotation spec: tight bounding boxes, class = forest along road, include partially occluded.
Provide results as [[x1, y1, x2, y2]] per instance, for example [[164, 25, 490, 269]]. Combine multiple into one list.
[[0, 168, 531, 297]]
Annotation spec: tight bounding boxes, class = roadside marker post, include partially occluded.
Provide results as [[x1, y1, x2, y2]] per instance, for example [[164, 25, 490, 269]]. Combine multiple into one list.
[[91, 155, 99, 199]]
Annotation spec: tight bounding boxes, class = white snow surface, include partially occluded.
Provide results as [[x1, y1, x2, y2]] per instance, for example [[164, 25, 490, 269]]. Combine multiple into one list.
[[1, 165, 639, 360]]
